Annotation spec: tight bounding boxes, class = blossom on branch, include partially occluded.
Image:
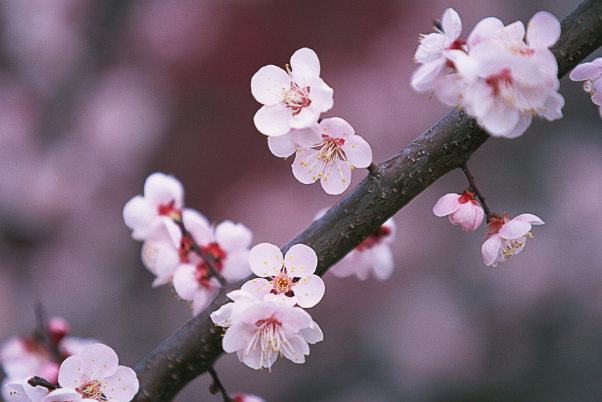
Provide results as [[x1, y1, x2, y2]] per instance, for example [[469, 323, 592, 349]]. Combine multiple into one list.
[[433, 190, 484, 231], [481, 212, 544, 267], [215, 292, 323, 371], [291, 117, 372, 195], [251, 47, 333, 137], [570, 58, 602, 117], [241, 243, 324, 308], [123, 172, 184, 241]]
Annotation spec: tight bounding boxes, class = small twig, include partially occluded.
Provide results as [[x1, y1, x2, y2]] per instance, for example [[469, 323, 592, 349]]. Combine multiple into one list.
[[461, 162, 493, 219], [207, 367, 233, 402], [27, 376, 59, 391]]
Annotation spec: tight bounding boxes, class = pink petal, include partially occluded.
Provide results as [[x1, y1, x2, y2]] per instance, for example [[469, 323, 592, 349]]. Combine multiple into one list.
[[467, 17, 504, 49], [432, 193, 461, 216], [319, 116, 355, 138], [249, 243, 283, 277], [450, 202, 484, 231], [144, 172, 184, 207], [292, 147, 322, 184], [569, 61, 602, 81], [122, 196, 155, 238], [320, 160, 352, 195], [411, 60, 445, 92], [250, 65, 289, 106], [280, 334, 309, 364], [290, 48, 321, 88], [214, 220, 252, 252], [481, 235, 502, 266], [442, 8, 462, 41], [78, 343, 119, 378], [307, 78, 334, 111], [192, 288, 217, 316], [499, 219, 531, 239], [300, 321, 324, 344], [253, 104, 293, 137], [182, 208, 212, 245], [240, 278, 271, 300], [41, 388, 80, 402], [290, 105, 320, 129], [221, 250, 251, 281], [415, 33, 447, 64], [289, 125, 322, 146], [103, 366, 139, 402], [342, 135, 373, 168], [478, 98, 520, 137], [293, 275, 325, 308], [513, 213, 545, 225], [370, 244, 395, 281], [268, 133, 297, 158], [284, 244, 318, 277], [501, 114, 532, 139], [172, 264, 199, 301], [526, 11, 560, 48]]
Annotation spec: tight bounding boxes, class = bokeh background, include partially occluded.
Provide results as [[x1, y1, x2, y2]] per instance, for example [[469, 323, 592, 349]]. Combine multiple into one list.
[[1, 0, 601, 401]]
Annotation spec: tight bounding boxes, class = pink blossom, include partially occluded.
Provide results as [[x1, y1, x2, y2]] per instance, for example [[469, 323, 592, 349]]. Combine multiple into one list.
[[123, 172, 184, 241], [251, 48, 333, 137], [433, 190, 484, 231], [292, 117, 372, 195], [232, 393, 266, 402], [570, 58, 602, 117], [4, 377, 49, 402], [481, 212, 544, 267], [411, 8, 465, 92], [219, 295, 323, 370], [39, 343, 138, 402], [242, 243, 325, 308], [330, 218, 397, 281], [172, 209, 253, 315]]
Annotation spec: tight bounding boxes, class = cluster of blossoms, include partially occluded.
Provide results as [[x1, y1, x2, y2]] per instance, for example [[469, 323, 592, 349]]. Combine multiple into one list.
[[412, 8, 564, 138], [433, 189, 544, 267], [123, 172, 254, 315], [1, 317, 98, 402], [212, 243, 325, 370], [5, 343, 139, 402], [251, 47, 373, 194]]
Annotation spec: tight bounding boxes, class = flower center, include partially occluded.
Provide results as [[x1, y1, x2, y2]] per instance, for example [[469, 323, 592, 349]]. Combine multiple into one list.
[[80, 380, 108, 401], [500, 232, 533, 261], [270, 271, 294, 296], [357, 226, 392, 251], [284, 83, 311, 116], [157, 200, 181, 221], [485, 68, 514, 96], [193, 242, 227, 289]]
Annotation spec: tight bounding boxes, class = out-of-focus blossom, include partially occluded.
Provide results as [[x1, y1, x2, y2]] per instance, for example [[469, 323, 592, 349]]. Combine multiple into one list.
[[123, 172, 184, 241], [232, 393, 267, 402], [241, 243, 324, 308], [1, 318, 98, 402], [570, 58, 602, 117], [172, 209, 253, 315], [411, 8, 465, 92], [413, 10, 563, 138], [217, 293, 323, 370], [329, 217, 396, 281], [251, 47, 333, 137], [433, 190, 484, 231], [39, 343, 138, 402], [4, 377, 49, 402], [292, 117, 372, 195], [481, 212, 544, 267]]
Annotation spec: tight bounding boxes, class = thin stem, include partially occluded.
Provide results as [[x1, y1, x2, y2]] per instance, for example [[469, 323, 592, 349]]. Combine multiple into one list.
[[207, 367, 233, 402], [461, 162, 493, 219], [27, 377, 59, 391]]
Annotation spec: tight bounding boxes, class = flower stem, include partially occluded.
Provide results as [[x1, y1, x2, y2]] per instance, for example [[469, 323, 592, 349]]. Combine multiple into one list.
[[28, 377, 59, 391], [461, 162, 493, 219], [207, 367, 233, 402]]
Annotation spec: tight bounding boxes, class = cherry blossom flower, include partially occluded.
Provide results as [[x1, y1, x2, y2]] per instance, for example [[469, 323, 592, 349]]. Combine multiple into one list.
[[4, 377, 49, 402], [241, 243, 324, 308], [172, 209, 253, 315], [411, 8, 465, 92], [570, 58, 602, 117], [123, 172, 184, 241], [433, 190, 484, 231], [38, 343, 139, 402], [231, 393, 266, 402], [251, 47, 333, 137], [292, 117, 372, 195], [220, 294, 323, 370], [330, 217, 396, 281], [481, 212, 544, 267]]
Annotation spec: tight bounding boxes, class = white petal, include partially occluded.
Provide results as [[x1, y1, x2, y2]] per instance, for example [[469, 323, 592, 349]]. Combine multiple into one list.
[[292, 147, 322, 184], [249, 243, 283, 277], [214, 220, 252, 252], [293, 275, 325, 308], [192, 288, 217, 316], [123, 196, 156, 239], [415, 33, 447, 64], [144, 172, 184, 208], [280, 334, 309, 364], [570, 62, 602, 81], [370, 244, 395, 281], [290, 48, 321, 88], [306, 78, 334, 111], [253, 105, 293, 137], [221, 250, 251, 281], [513, 213, 545, 225], [182, 208, 212, 245], [342, 135, 373, 168], [240, 278, 271, 301], [300, 320, 324, 344], [284, 244, 318, 277], [499, 219, 531, 239], [172, 264, 199, 301], [411, 60, 445, 92], [478, 99, 520, 137], [103, 366, 139, 402], [320, 117, 355, 138], [78, 343, 119, 378], [289, 125, 322, 146], [442, 8, 462, 41], [526, 11, 560, 48], [41, 388, 80, 402], [467, 17, 504, 49], [250, 65, 289, 105]]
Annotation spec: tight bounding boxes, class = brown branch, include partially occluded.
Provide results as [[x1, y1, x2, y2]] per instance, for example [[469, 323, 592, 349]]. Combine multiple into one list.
[[131, 1, 602, 401]]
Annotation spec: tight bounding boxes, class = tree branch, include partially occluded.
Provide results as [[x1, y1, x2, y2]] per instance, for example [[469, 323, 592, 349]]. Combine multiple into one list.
[[131, 1, 602, 401]]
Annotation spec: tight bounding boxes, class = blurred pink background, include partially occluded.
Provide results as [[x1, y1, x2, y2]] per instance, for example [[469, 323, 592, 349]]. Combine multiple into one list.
[[1, 0, 601, 401]]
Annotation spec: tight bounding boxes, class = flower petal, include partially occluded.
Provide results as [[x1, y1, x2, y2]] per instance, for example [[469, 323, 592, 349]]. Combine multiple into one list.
[[78, 343, 119, 379], [320, 160, 352, 195], [241, 278, 271, 301], [570, 62, 602, 81], [172, 264, 199, 301], [267, 133, 297, 158], [103, 366, 139, 402], [250, 65, 289, 106], [481, 235, 503, 266], [215, 220, 252, 252], [292, 147, 322, 184], [442, 8, 462, 41], [284, 244, 318, 277], [342, 135, 373, 168], [249, 243, 283, 277], [371, 243, 395, 281], [432, 193, 461, 217], [290, 48, 320, 88], [293, 275, 325, 308], [526, 11, 560, 48], [253, 105, 293, 137]]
